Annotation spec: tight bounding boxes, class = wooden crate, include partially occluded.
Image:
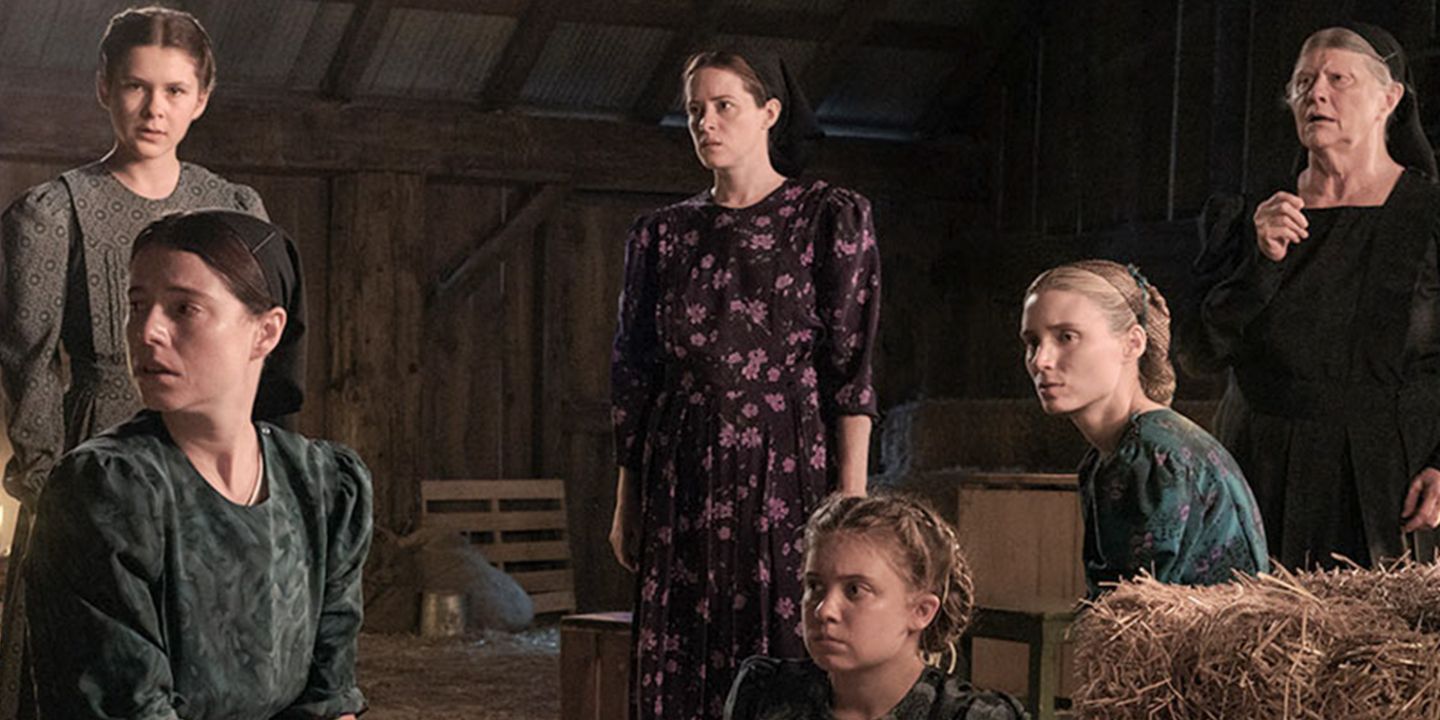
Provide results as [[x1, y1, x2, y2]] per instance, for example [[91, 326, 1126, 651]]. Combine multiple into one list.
[[420, 479, 576, 614], [903, 471, 1084, 702], [560, 612, 632, 720]]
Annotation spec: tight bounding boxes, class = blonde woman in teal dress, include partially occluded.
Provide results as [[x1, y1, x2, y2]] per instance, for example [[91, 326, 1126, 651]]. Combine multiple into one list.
[[0, 8, 266, 717], [1020, 260, 1270, 597]]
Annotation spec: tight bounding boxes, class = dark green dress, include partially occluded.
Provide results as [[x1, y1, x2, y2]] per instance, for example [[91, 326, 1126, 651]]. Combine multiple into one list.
[[1077, 408, 1270, 597], [25, 412, 371, 720], [724, 657, 1028, 720]]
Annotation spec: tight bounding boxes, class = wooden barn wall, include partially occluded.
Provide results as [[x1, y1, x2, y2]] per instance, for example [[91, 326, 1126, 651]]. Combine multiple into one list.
[[957, 0, 1440, 400], [0, 87, 986, 609]]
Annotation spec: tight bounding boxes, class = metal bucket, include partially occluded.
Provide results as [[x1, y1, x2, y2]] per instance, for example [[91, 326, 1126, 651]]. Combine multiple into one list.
[[418, 590, 465, 637]]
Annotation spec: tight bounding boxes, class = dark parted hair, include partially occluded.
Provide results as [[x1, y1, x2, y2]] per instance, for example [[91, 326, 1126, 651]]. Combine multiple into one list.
[[99, 6, 217, 93]]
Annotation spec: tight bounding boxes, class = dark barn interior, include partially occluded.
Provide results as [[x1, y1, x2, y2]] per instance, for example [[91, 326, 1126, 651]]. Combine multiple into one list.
[[3, 0, 1439, 716]]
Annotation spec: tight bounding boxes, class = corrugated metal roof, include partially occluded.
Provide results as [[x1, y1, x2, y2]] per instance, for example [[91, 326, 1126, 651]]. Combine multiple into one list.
[[817, 46, 958, 128], [1, 0, 132, 73], [521, 22, 671, 111], [287, 2, 354, 90], [190, 0, 320, 87], [360, 9, 515, 98]]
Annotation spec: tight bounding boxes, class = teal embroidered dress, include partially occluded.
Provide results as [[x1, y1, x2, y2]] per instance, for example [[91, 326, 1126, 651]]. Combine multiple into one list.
[[1077, 408, 1270, 597], [25, 412, 371, 719]]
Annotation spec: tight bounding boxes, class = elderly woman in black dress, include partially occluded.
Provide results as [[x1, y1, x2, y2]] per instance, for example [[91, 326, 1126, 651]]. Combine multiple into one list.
[[1200, 23, 1440, 569], [610, 52, 881, 718]]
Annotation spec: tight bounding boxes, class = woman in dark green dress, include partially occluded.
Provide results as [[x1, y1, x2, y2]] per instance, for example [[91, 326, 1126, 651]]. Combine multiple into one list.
[[0, 10, 267, 715], [1022, 261, 1269, 598], [25, 211, 368, 719], [1199, 24, 1440, 570], [725, 494, 1026, 720]]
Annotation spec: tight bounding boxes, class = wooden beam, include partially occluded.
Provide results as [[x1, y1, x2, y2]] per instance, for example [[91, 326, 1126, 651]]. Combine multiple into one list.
[[323, 0, 393, 100], [632, 0, 731, 123], [801, 0, 894, 109], [0, 89, 978, 199], [915, 1, 1035, 136], [328, 172, 425, 533], [432, 184, 569, 310], [478, 0, 565, 109]]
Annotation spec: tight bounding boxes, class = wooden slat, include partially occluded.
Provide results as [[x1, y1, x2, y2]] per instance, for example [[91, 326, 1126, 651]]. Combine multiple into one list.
[[478, 0, 565, 109], [532, 589, 577, 614], [480, 540, 572, 563], [421, 479, 566, 501], [323, 0, 394, 100], [431, 184, 570, 312], [513, 569, 575, 592], [425, 510, 568, 531]]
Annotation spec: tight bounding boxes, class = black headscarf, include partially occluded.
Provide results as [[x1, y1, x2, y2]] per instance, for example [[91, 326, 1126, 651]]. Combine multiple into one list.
[[748, 54, 825, 178], [1293, 22, 1438, 179], [133, 210, 307, 421]]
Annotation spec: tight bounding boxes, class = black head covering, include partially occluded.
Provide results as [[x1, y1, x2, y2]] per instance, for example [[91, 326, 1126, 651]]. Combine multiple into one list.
[[133, 210, 307, 421], [748, 53, 825, 178], [1292, 22, 1438, 179]]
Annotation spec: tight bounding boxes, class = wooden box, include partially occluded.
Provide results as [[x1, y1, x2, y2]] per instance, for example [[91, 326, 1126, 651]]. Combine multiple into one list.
[[560, 611, 632, 720]]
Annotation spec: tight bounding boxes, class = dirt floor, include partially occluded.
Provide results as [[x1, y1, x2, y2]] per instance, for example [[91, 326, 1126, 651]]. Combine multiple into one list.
[[358, 625, 560, 719]]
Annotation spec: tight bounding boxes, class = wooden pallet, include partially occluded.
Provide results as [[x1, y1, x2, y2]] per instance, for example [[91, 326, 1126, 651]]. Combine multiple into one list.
[[419, 479, 576, 614]]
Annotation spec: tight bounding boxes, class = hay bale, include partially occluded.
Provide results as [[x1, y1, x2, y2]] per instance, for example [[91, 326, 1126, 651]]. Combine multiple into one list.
[[1073, 564, 1440, 719]]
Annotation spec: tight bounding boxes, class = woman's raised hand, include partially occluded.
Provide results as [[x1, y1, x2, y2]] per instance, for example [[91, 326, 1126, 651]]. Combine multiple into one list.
[[1253, 191, 1309, 262]]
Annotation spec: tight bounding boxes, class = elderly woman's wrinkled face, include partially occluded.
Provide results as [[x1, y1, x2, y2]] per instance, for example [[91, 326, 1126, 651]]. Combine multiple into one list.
[[1288, 48, 1400, 152]]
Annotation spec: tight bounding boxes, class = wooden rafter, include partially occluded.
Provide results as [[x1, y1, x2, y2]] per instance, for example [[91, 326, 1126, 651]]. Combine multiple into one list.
[[479, 0, 565, 109], [322, 0, 393, 100], [632, 0, 730, 123], [801, 0, 894, 110], [431, 184, 570, 312], [915, 1, 1033, 136]]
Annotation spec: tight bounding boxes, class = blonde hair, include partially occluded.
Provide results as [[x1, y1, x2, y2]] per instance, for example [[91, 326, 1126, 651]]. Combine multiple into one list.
[[1285, 27, 1399, 109], [1025, 259, 1176, 405], [803, 493, 974, 655]]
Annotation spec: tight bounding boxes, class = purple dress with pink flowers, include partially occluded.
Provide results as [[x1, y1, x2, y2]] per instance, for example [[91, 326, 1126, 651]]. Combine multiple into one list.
[[612, 179, 881, 720]]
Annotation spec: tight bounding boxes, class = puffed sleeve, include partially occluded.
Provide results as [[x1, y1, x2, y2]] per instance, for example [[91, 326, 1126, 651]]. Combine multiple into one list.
[[26, 448, 180, 719], [723, 656, 781, 720], [232, 182, 270, 221], [1089, 451, 1194, 592], [0, 183, 76, 506], [812, 187, 880, 418], [1197, 194, 1287, 369], [280, 442, 372, 719], [611, 215, 664, 472]]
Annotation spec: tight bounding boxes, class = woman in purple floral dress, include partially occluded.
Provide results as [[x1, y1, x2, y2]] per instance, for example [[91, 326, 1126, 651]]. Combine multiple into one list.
[[610, 52, 881, 720]]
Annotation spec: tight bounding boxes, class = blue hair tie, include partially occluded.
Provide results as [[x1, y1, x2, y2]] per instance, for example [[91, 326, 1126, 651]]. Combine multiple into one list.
[[1125, 263, 1150, 327]]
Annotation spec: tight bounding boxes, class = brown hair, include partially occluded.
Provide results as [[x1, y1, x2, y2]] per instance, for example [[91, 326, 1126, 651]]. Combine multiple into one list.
[[803, 493, 974, 656], [132, 212, 276, 316], [681, 51, 770, 107], [99, 6, 216, 93], [1025, 260, 1177, 405]]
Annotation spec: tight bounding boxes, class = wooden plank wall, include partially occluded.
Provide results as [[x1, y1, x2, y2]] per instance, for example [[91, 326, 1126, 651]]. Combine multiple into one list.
[[0, 85, 983, 607]]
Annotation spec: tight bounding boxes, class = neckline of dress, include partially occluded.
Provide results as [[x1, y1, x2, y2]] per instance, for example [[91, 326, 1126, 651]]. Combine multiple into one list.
[[704, 178, 795, 211], [95, 160, 190, 204]]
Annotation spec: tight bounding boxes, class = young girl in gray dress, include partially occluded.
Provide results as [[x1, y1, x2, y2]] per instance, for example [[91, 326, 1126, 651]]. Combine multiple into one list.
[[0, 8, 266, 717]]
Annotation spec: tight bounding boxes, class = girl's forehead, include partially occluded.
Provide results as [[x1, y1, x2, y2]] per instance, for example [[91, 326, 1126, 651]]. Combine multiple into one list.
[[806, 531, 909, 578]]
